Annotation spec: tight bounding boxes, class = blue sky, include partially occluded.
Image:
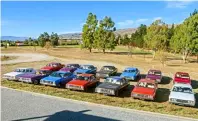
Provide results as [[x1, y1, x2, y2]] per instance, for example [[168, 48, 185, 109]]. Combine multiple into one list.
[[1, 1, 198, 37]]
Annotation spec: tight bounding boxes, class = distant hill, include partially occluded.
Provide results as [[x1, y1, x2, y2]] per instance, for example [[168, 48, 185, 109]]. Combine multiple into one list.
[[58, 28, 137, 40], [1, 36, 29, 41]]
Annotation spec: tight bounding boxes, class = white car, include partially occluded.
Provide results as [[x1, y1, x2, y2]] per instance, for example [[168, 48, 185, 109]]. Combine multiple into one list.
[[3, 68, 36, 81], [169, 83, 196, 107]]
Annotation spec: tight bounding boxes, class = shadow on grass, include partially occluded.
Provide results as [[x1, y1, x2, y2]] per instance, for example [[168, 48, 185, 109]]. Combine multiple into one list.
[[191, 80, 198, 89], [155, 88, 170, 102], [12, 110, 120, 121], [119, 85, 134, 98], [160, 76, 172, 85], [93, 51, 152, 56]]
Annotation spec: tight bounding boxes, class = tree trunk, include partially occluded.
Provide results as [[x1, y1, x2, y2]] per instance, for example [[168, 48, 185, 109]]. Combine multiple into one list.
[[182, 50, 189, 63], [103, 49, 105, 54], [197, 54, 198, 63], [153, 50, 156, 60], [89, 48, 92, 53]]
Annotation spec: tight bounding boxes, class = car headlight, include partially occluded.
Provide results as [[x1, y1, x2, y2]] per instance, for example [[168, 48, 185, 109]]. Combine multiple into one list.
[[132, 93, 137, 97], [147, 95, 153, 99], [80, 86, 84, 90], [156, 79, 160, 82], [188, 100, 195, 104], [170, 98, 176, 102], [109, 90, 115, 95]]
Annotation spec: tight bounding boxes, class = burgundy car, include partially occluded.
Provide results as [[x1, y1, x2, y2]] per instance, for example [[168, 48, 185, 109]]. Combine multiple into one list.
[[59, 67, 76, 73], [146, 69, 162, 83], [18, 70, 52, 85], [173, 72, 191, 84]]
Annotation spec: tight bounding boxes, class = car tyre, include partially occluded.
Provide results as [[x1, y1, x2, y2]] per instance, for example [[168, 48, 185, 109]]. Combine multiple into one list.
[[34, 80, 39, 85], [115, 91, 119, 96]]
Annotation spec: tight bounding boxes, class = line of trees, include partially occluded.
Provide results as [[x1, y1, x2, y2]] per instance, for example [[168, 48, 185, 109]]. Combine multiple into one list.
[[37, 32, 59, 48], [81, 10, 198, 63]]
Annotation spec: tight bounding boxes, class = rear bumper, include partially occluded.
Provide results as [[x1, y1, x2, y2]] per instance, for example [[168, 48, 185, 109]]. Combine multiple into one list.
[[66, 85, 84, 90], [131, 93, 154, 100]]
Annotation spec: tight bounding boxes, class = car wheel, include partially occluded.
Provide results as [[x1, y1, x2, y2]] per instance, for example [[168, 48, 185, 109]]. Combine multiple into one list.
[[34, 80, 39, 85]]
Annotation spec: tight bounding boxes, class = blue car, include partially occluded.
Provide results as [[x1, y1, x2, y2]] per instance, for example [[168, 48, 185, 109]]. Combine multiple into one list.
[[40, 71, 75, 87], [120, 67, 140, 80], [74, 64, 97, 75]]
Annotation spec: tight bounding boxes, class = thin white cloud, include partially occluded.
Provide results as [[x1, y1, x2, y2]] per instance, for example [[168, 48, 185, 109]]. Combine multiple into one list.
[[117, 20, 134, 27], [166, 0, 193, 8], [136, 19, 149, 23], [153, 17, 162, 21]]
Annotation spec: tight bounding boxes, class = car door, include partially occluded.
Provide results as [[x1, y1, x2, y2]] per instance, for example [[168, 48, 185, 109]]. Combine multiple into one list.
[[88, 76, 97, 86]]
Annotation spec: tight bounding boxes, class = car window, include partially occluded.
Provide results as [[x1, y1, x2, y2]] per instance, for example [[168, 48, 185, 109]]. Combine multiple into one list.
[[102, 67, 114, 71], [90, 76, 95, 81], [176, 74, 189, 79], [148, 71, 161, 76], [50, 72, 61, 77], [105, 78, 121, 85], [76, 76, 89, 81], [80, 65, 93, 70], [124, 69, 135, 73], [137, 82, 155, 89], [173, 86, 192, 94]]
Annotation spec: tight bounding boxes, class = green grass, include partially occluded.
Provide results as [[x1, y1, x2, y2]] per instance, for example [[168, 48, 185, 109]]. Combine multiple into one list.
[[2, 80, 198, 119]]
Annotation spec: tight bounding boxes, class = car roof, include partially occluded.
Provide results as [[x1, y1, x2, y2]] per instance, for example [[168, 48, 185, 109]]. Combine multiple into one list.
[[148, 69, 161, 72], [78, 74, 93, 77], [56, 71, 71, 74], [125, 67, 137, 70], [176, 72, 189, 75], [107, 76, 123, 80], [81, 64, 93, 66], [173, 83, 192, 88], [139, 79, 156, 83], [102, 65, 115, 68]]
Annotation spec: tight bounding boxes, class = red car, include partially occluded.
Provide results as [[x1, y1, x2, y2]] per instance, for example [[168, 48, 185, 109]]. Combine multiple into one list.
[[66, 74, 99, 91], [40, 62, 64, 71], [173, 72, 191, 84], [131, 79, 157, 101]]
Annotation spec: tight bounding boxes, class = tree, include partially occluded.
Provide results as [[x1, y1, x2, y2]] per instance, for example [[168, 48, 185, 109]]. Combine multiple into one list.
[[133, 24, 147, 48], [38, 32, 50, 47], [94, 16, 116, 53], [170, 14, 198, 63], [190, 9, 198, 16], [144, 20, 169, 59], [50, 32, 59, 47], [82, 13, 98, 52], [115, 34, 121, 45]]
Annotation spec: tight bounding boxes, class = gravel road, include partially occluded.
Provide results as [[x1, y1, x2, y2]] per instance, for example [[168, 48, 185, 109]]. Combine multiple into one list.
[[2, 87, 197, 121], [1, 53, 54, 65]]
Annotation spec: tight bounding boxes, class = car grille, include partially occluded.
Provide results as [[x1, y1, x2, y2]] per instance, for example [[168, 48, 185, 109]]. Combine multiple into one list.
[[136, 94, 149, 98], [100, 88, 112, 94], [68, 85, 81, 89], [20, 77, 31, 82], [176, 99, 188, 103], [42, 80, 54, 84]]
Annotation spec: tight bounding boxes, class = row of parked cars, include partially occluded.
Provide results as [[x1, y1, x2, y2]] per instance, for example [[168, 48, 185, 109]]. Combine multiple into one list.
[[2, 62, 196, 107]]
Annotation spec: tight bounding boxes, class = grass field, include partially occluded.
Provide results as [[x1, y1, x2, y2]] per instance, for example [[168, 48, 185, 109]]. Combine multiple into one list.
[[1, 55, 17, 61], [1, 46, 198, 118]]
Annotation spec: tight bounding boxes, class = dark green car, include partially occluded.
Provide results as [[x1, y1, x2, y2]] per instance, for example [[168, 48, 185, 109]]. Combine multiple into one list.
[[96, 66, 117, 79]]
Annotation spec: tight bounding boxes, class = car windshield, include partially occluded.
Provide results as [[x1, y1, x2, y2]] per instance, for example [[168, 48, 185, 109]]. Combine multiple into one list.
[[14, 69, 26, 72], [104, 78, 121, 85], [67, 64, 76, 68], [38, 70, 51, 75], [148, 71, 161, 76], [50, 72, 65, 78], [124, 69, 136, 73], [80, 65, 93, 70], [47, 63, 58, 67], [176, 74, 189, 79], [137, 82, 155, 89], [101, 67, 114, 71], [76, 76, 89, 81], [172, 86, 192, 94]]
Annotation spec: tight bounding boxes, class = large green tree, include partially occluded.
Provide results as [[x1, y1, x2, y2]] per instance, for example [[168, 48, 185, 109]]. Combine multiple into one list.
[[50, 32, 59, 47], [82, 13, 98, 52], [38, 32, 50, 47], [144, 20, 169, 59], [170, 14, 198, 63], [94, 16, 116, 53], [132, 24, 147, 48]]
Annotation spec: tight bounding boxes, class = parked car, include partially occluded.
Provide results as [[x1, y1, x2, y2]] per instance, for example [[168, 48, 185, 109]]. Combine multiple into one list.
[[74, 64, 97, 75], [59, 67, 77, 73], [40, 71, 75, 87], [120, 67, 140, 80], [17, 70, 52, 84], [3, 68, 36, 81], [146, 69, 162, 83], [173, 72, 191, 84], [40, 62, 64, 71], [131, 79, 157, 101], [96, 66, 117, 79], [66, 64, 80, 69], [66, 74, 99, 91], [169, 83, 196, 107], [95, 76, 129, 96]]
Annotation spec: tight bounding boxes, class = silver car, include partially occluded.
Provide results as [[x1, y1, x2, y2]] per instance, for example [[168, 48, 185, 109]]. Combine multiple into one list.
[[169, 83, 196, 107]]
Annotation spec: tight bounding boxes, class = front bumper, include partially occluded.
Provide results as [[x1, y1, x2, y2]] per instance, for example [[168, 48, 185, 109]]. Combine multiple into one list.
[[169, 99, 195, 107], [18, 77, 32, 83], [95, 88, 115, 95], [131, 93, 154, 100], [66, 84, 84, 90], [40, 80, 56, 86], [3, 76, 18, 80]]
